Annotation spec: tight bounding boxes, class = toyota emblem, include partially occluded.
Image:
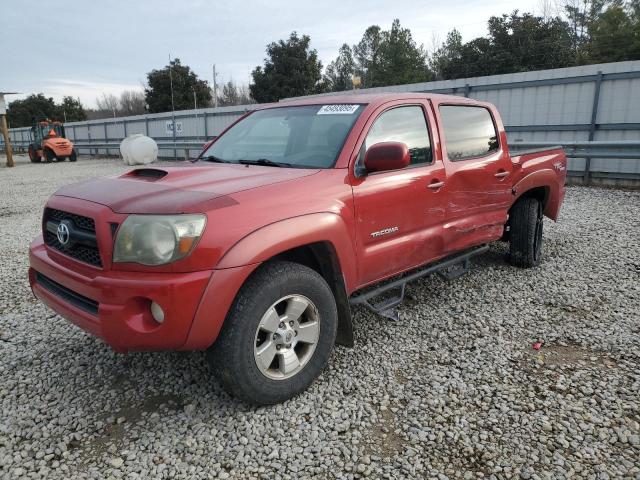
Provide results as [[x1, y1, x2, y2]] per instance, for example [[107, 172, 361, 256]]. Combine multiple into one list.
[[56, 222, 70, 245]]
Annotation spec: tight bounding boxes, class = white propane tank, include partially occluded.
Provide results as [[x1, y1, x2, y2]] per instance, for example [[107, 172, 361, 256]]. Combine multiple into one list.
[[119, 134, 158, 165]]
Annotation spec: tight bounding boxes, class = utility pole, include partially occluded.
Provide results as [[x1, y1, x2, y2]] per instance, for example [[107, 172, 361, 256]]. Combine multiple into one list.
[[169, 54, 177, 160], [0, 92, 18, 168], [212, 64, 219, 108], [193, 87, 200, 144]]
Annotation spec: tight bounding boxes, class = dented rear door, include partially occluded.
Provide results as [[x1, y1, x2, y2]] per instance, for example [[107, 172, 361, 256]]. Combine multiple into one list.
[[432, 101, 512, 253]]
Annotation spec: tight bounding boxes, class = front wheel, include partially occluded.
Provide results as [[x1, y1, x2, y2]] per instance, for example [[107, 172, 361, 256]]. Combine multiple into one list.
[[43, 149, 55, 163], [208, 261, 338, 405], [508, 197, 543, 268], [69, 149, 77, 162], [28, 145, 41, 163]]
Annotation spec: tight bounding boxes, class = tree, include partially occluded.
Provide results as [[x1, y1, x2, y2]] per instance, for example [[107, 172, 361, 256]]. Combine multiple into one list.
[[353, 26, 383, 87], [236, 84, 254, 105], [92, 90, 147, 118], [560, 0, 609, 58], [325, 44, 356, 91], [55, 96, 86, 122], [375, 19, 432, 86], [430, 29, 483, 79], [349, 20, 431, 88], [96, 93, 120, 117], [487, 12, 575, 72], [584, 2, 640, 62], [119, 90, 147, 116], [218, 81, 239, 106], [145, 58, 212, 113], [250, 32, 324, 102], [216, 80, 253, 106], [431, 12, 575, 79], [6, 94, 59, 127]]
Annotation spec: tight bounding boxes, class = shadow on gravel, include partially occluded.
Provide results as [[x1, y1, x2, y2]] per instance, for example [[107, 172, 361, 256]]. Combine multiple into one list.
[[471, 245, 510, 268], [523, 344, 618, 370]]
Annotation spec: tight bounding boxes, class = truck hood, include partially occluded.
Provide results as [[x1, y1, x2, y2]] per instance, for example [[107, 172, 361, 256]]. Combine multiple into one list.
[[54, 163, 320, 214]]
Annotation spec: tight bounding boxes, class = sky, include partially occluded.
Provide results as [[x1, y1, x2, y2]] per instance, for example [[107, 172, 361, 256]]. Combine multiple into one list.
[[2, 0, 540, 108]]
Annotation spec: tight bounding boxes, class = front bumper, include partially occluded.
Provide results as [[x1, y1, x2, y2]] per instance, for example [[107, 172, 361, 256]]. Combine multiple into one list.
[[29, 237, 212, 352]]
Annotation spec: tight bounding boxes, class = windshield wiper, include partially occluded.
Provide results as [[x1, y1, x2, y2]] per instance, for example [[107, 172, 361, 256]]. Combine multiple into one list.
[[200, 155, 231, 163], [238, 158, 293, 168]]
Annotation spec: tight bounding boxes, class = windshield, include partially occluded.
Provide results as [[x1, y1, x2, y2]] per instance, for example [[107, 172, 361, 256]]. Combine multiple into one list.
[[40, 124, 63, 138], [201, 104, 364, 168]]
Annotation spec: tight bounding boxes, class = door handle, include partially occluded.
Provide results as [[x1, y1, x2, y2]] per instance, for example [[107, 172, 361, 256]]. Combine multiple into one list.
[[427, 180, 445, 190], [494, 171, 509, 178]]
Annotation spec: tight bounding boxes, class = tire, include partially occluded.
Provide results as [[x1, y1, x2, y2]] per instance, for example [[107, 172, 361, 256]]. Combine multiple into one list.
[[69, 149, 77, 162], [28, 145, 41, 163], [43, 149, 55, 163], [208, 261, 338, 405], [508, 197, 543, 268]]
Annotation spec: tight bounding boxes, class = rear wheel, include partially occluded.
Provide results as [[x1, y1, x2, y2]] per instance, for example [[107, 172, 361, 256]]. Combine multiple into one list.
[[207, 261, 338, 405], [28, 145, 41, 163], [69, 149, 77, 162], [508, 197, 543, 268], [43, 148, 55, 163]]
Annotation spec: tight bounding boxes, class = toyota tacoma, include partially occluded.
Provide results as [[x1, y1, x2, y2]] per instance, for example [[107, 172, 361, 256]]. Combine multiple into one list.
[[29, 93, 566, 404]]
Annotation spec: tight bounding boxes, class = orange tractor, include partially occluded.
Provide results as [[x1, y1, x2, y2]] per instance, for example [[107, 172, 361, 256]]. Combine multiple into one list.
[[28, 120, 77, 163]]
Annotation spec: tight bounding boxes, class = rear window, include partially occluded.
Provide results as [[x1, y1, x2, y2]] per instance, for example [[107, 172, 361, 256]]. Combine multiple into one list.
[[439, 106, 499, 161]]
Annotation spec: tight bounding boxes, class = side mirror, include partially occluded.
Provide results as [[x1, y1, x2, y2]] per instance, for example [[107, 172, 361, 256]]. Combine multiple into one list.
[[364, 142, 410, 173]]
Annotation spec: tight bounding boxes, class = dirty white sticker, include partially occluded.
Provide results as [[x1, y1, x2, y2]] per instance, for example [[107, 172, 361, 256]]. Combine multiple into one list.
[[317, 104, 359, 115]]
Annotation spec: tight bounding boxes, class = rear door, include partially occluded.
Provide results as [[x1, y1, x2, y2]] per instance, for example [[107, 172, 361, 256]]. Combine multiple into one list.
[[432, 102, 512, 253], [351, 101, 447, 287]]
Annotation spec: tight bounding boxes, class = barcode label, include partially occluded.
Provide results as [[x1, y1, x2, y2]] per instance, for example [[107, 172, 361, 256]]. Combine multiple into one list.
[[317, 104, 360, 115]]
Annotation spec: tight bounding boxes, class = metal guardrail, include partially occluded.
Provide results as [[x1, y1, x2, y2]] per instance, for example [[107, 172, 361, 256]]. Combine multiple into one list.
[[509, 140, 640, 159], [509, 140, 640, 182], [3, 138, 639, 182], [5, 140, 208, 159], [5, 138, 640, 158]]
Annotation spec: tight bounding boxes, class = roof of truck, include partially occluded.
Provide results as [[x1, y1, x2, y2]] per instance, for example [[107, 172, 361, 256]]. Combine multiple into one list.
[[276, 92, 483, 107]]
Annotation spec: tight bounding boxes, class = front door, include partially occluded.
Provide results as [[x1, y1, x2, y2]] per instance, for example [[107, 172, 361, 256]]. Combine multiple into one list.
[[351, 103, 447, 287]]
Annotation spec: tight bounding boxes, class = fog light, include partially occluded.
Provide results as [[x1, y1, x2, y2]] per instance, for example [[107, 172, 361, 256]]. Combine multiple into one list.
[[150, 301, 165, 324]]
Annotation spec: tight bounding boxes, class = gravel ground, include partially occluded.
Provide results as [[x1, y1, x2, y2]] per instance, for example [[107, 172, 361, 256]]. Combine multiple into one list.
[[1, 153, 639, 480]]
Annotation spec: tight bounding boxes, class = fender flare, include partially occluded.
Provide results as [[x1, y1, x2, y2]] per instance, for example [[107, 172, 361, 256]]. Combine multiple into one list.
[[183, 213, 358, 350], [217, 212, 358, 291], [512, 169, 562, 220]]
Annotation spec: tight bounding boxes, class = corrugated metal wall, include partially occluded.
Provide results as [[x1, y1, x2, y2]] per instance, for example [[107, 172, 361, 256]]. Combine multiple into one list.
[[5, 60, 640, 176]]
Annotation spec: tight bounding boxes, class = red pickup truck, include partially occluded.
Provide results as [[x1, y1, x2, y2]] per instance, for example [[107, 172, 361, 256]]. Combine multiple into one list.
[[29, 93, 566, 404]]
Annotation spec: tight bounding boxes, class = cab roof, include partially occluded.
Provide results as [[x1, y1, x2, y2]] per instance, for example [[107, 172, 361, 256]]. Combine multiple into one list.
[[275, 92, 484, 108]]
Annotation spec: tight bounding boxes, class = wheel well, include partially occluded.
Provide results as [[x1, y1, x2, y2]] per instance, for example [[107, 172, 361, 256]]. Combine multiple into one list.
[[517, 186, 549, 209], [504, 186, 549, 240], [272, 242, 354, 347], [509, 186, 549, 220]]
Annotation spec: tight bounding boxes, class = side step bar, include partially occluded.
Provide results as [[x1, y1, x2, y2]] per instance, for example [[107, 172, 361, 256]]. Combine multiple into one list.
[[349, 245, 489, 321]]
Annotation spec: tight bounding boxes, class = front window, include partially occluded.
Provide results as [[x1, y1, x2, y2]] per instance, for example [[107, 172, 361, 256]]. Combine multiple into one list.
[[45, 125, 63, 137], [201, 104, 364, 168], [35, 124, 63, 140], [363, 106, 432, 165]]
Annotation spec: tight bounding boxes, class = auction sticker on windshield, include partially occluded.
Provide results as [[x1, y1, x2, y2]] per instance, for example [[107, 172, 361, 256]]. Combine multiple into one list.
[[317, 104, 360, 115]]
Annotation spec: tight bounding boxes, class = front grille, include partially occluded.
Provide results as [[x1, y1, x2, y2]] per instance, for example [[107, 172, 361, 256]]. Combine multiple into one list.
[[35, 272, 99, 315], [43, 208, 102, 267], [46, 208, 95, 231]]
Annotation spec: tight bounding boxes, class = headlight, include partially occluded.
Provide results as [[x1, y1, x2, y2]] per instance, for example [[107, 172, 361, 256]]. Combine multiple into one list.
[[113, 214, 206, 266]]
